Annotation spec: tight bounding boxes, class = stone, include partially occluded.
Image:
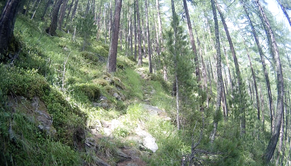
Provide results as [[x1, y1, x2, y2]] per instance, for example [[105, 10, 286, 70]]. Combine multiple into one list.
[[31, 97, 56, 136], [135, 127, 158, 153], [113, 92, 121, 100]]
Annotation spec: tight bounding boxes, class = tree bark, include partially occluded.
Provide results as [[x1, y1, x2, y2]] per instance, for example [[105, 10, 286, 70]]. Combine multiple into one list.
[[47, 0, 63, 36], [136, 0, 142, 66], [256, 0, 285, 163], [183, 0, 200, 82], [145, 0, 152, 73], [210, 0, 223, 143], [134, 0, 137, 60], [170, 0, 180, 130], [276, 0, 291, 27], [58, 0, 68, 30], [0, 0, 23, 57], [64, 0, 75, 27], [247, 52, 260, 120], [223, 46, 233, 93], [70, 0, 78, 21], [107, 0, 122, 73]]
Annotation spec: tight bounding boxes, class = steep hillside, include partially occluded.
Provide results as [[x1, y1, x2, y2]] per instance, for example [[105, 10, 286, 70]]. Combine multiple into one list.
[[0, 16, 192, 166]]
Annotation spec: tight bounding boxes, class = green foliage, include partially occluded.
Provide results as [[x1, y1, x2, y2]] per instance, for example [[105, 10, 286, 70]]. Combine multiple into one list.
[[72, 83, 101, 102], [116, 68, 143, 100]]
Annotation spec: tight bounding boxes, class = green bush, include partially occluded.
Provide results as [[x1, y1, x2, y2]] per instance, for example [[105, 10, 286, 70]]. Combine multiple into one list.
[[72, 83, 101, 102]]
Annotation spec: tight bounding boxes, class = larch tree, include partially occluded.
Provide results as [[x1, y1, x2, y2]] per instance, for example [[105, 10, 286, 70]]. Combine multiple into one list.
[[242, 1, 274, 132], [107, 0, 123, 73], [255, 0, 285, 163], [0, 0, 24, 58], [170, 0, 180, 130], [46, 0, 63, 36], [216, 0, 245, 133], [182, 0, 200, 82], [210, 0, 223, 143], [145, 0, 152, 73], [136, 0, 142, 66], [276, 0, 291, 27]]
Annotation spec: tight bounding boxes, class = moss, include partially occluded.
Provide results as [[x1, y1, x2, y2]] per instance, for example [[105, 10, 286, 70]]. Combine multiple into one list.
[[94, 45, 108, 57], [80, 51, 99, 62], [72, 83, 101, 102], [92, 78, 109, 87]]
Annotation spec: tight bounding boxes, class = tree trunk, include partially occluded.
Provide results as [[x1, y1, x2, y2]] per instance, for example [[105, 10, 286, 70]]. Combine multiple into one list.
[[216, 0, 245, 134], [134, 0, 137, 60], [70, 0, 78, 21], [41, 0, 52, 20], [58, 0, 68, 30], [30, 0, 42, 20], [47, 0, 63, 36], [246, 50, 260, 120], [0, 0, 23, 57], [64, 0, 75, 28], [276, 0, 291, 27], [145, 0, 152, 73], [243, 2, 274, 133], [170, 0, 180, 130], [183, 0, 200, 82], [256, 0, 285, 163], [107, 0, 122, 73], [223, 46, 233, 92], [136, 0, 142, 66], [210, 0, 223, 143]]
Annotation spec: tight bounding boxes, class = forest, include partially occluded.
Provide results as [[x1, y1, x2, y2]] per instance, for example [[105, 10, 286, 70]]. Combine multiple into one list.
[[0, 0, 291, 165]]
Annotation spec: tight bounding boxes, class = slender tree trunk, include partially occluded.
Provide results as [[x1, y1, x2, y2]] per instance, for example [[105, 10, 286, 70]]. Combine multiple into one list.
[[130, 8, 133, 56], [183, 0, 200, 82], [276, 0, 291, 27], [107, 0, 122, 73], [276, 114, 284, 166], [216, 0, 245, 134], [222, 77, 228, 119], [260, 85, 265, 131], [247, 51, 260, 119], [170, 0, 180, 130], [223, 46, 233, 92], [47, 0, 63, 36], [134, 1, 137, 60], [256, 0, 285, 163], [64, 0, 75, 28], [210, 0, 223, 143], [70, 0, 78, 21], [243, 2, 274, 133], [136, 0, 142, 66], [30, 0, 41, 20], [41, 0, 52, 20], [0, 0, 23, 56], [145, 0, 152, 73], [58, 0, 68, 30]]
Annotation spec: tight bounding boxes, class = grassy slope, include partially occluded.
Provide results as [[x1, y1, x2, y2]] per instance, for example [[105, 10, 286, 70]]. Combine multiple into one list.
[[0, 15, 269, 166], [0, 16, 192, 165]]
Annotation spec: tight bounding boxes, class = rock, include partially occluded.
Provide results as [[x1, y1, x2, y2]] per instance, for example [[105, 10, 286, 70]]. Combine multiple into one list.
[[85, 137, 97, 148], [135, 127, 158, 153], [115, 148, 130, 163], [113, 92, 121, 100], [31, 97, 56, 136], [141, 104, 161, 116], [92, 156, 110, 166]]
